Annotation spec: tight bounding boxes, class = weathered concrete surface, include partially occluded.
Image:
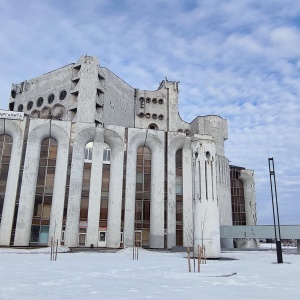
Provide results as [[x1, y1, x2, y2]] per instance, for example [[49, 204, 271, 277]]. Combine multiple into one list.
[[192, 134, 221, 258], [0, 119, 26, 245], [124, 128, 165, 249]]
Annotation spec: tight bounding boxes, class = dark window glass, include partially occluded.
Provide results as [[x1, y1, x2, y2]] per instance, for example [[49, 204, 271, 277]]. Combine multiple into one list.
[[48, 94, 55, 104], [59, 90, 67, 100]]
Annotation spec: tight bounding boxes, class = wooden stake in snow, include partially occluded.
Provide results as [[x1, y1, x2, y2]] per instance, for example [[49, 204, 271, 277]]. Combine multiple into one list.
[[133, 243, 139, 260], [198, 244, 201, 273], [187, 246, 191, 272], [50, 236, 58, 261]]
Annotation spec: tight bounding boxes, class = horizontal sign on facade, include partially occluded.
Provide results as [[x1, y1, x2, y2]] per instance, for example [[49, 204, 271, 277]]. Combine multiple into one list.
[[0, 109, 24, 120]]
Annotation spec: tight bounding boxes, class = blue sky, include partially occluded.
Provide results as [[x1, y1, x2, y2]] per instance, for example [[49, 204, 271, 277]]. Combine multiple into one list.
[[0, 0, 299, 224]]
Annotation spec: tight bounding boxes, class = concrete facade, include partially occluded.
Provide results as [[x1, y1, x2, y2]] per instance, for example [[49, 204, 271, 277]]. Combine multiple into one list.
[[0, 55, 257, 258]]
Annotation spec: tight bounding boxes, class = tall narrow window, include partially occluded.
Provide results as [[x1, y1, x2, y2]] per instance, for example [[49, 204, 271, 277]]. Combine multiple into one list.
[[135, 147, 151, 247], [84, 142, 93, 162], [31, 137, 57, 245], [230, 166, 246, 225], [175, 149, 183, 246], [0, 135, 13, 226], [79, 142, 94, 246], [99, 143, 111, 247], [103, 148, 111, 164]]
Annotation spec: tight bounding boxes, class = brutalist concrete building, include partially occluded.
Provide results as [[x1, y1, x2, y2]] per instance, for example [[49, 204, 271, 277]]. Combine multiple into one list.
[[0, 55, 256, 258]]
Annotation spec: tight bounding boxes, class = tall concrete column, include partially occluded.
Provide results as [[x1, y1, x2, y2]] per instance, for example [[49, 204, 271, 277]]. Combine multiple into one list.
[[124, 128, 164, 249], [106, 126, 125, 248], [86, 128, 104, 247], [216, 154, 233, 248], [0, 119, 26, 246], [192, 134, 220, 258], [14, 120, 71, 246], [124, 145, 137, 247], [65, 124, 95, 247], [149, 139, 164, 248], [14, 120, 50, 246], [167, 133, 185, 249], [167, 146, 176, 249], [48, 121, 71, 245], [239, 169, 258, 248], [182, 139, 193, 247]]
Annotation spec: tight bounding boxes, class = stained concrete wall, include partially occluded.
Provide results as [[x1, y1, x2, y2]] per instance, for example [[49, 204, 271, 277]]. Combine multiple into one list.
[[14, 119, 71, 246], [101, 68, 135, 128], [238, 169, 258, 248], [124, 128, 165, 249], [0, 119, 26, 245], [216, 154, 233, 248], [9, 65, 73, 118], [191, 134, 221, 258]]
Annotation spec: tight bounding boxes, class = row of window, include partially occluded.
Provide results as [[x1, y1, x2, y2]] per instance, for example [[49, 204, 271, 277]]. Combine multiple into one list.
[[84, 142, 111, 163], [139, 97, 164, 108], [17, 90, 67, 112], [138, 112, 164, 120]]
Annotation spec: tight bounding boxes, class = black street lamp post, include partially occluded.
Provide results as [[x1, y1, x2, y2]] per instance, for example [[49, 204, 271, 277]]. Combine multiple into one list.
[[268, 157, 283, 264]]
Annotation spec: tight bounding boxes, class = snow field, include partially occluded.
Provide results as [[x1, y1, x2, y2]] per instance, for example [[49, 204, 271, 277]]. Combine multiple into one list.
[[0, 247, 299, 299]]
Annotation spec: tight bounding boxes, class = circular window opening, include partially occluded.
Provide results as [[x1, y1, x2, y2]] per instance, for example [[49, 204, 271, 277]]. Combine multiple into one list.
[[148, 123, 158, 130], [11, 90, 16, 98], [139, 112, 145, 118], [158, 98, 164, 104], [177, 129, 183, 133], [145, 113, 151, 118], [152, 113, 157, 119], [36, 97, 44, 107], [59, 90, 67, 100], [206, 151, 211, 159], [48, 93, 55, 104], [158, 114, 164, 120], [184, 129, 190, 136], [18, 104, 23, 112], [27, 101, 33, 110], [146, 97, 151, 103], [152, 98, 157, 104]]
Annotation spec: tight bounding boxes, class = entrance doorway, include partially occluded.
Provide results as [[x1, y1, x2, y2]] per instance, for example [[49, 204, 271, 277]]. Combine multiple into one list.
[[98, 231, 107, 247], [135, 230, 142, 247]]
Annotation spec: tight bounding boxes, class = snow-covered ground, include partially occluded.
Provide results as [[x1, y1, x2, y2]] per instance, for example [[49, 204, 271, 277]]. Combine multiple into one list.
[[0, 247, 299, 299]]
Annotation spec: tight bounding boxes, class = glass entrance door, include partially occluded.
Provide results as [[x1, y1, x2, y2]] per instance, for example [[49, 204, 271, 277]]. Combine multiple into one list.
[[39, 226, 49, 245]]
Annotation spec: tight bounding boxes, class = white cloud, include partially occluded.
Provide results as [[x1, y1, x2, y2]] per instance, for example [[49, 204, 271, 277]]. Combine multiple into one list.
[[0, 0, 299, 224]]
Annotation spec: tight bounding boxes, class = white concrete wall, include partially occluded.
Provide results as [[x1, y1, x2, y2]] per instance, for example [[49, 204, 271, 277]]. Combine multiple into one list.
[[14, 119, 71, 246], [85, 128, 104, 247], [191, 134, 221, 258], [182, 138, 193, 247], [167, 132, 186, 249], [216, 154, 233, 248], [65, 123, 96, 247], [239, 169, 258, 248], [0, 119, 26, 245], [105, 125, 125, 248], [124, 128, 165, 248]]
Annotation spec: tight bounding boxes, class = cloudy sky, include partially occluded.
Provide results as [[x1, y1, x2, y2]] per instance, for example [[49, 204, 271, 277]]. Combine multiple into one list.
[[0, 0, 299, 225]]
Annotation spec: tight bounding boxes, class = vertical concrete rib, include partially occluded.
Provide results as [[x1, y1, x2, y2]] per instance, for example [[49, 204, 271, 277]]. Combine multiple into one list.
[[65, 125, 95, 247], [48, 121, 71, 245], [14, 120, 50, 246], [192, 135, 220, 258], [182, 139, 193, 247], [0, 119, 25, 246], [124, 129, 165, 249], [149, 137, 164, 248], [105, 126, 125, 248], [86, 128, 104, 247], [124, 142, 137, 247]]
